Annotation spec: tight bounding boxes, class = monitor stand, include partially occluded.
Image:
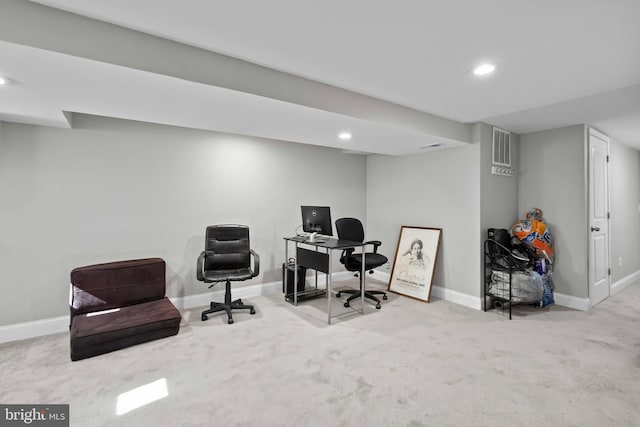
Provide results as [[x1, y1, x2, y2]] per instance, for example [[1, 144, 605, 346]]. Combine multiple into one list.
[[305, 232, 327, 244]]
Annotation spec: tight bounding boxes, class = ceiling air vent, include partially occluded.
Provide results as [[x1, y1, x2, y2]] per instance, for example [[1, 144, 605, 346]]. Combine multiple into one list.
[[491, 127, 512, 176]]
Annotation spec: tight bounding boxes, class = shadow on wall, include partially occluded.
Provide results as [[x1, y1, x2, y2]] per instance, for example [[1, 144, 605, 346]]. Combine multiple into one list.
[[262, 225, 290, 284], [263, 251, 281, 284], [166, 234, 203, 303], [432, 236, 446, 288]]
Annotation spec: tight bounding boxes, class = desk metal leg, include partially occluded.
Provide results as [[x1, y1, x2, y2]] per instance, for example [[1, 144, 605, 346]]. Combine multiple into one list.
[[361, 246, 366, 314], [284, 240, 289, 302], [293, 243, 298, 306], [327, 250, 332, 324]]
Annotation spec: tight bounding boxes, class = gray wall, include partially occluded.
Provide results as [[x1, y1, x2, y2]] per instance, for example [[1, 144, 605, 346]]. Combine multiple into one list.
[[477, 122, 520, 240], [366, 144, 481, 297], [518, 125, 588, 298], [0, 115, 366, 326], [477, 122, 520, 306], [3, 114, 639, 327], [609, 139, 640, 282]]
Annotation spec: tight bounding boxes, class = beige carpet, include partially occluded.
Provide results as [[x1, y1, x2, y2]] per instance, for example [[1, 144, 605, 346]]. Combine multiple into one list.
[[1, 278, 640, 426]]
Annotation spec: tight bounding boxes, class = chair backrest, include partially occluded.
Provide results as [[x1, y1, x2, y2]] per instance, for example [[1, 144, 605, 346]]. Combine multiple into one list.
[[335, 217, 364, 243], [204, 225, 251, 271]]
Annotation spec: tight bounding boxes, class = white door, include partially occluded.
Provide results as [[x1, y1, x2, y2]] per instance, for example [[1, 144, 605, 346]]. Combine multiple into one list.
[[588, 128, 610, 307]]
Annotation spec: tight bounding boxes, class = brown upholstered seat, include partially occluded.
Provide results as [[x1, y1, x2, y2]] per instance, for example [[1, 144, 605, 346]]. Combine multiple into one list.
[[70, 258, 181, 361]]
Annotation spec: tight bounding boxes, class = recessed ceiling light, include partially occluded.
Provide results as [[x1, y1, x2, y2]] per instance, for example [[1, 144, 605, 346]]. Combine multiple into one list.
[[338, 132, 352, 141], [473, 63, 496, 76], [0, 76, 10, 85]]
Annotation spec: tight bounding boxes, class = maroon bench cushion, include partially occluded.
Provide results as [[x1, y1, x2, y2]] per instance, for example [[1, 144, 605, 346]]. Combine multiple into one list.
[[70, 298, 180, 361], [69, 258, 181, 361]]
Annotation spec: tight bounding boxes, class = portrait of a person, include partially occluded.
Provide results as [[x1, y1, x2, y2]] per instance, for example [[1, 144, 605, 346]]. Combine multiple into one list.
[[398, 238, 430, 280], [389, 227, 442, 302]]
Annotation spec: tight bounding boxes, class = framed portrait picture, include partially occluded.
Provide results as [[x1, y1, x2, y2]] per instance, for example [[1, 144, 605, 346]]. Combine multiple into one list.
[[388, 226, 442, 302]]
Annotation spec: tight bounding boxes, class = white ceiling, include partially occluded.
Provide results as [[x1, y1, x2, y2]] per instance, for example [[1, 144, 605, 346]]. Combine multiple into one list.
[[2, 0, 640, 153]]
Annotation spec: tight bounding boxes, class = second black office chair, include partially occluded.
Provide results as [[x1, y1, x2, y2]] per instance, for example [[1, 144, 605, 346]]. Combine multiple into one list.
[[335, 217, 388, 309], [197, 225, 259, 324]]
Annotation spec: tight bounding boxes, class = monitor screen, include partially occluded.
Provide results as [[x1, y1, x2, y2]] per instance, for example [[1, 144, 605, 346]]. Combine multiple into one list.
[[301, 206, 333, 236]]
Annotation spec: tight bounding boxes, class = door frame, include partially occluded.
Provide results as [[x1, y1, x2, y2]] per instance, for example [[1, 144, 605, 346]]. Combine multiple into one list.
[[587, 126, 611, 309]]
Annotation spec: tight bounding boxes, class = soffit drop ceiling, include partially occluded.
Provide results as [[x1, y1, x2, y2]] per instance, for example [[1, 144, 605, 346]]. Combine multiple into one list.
[[1, 0, 639, 152]]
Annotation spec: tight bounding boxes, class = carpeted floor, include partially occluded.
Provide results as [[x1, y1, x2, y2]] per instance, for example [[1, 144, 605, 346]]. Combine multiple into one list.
[[1, 278, 640, 426]]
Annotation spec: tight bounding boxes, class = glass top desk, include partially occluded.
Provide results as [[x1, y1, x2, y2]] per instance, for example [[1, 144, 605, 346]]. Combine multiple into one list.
[[284, 236, 367, 324]]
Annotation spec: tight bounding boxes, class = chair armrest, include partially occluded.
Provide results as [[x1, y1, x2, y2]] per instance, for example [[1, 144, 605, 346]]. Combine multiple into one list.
[[364, 240, 382, 253], [250, 249, 260, 277], [196, 251, 206, 282]]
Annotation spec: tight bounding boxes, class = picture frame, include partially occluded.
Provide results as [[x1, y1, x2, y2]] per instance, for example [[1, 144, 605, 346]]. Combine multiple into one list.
[[388, 226, 442, 303]]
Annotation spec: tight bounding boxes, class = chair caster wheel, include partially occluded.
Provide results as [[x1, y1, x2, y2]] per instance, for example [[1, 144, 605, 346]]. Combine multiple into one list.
[[376, 303, 381, 309], [383, 295, 388, 300], [336, 292, 341, 298], [250, 308, 256, 315], [344, 302, 350, 308], [228, 318, 234, 324], [201, 314, 208, 321]]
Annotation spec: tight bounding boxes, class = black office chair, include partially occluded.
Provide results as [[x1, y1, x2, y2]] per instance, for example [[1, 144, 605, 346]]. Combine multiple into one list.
[[197, 225, 259, 324], [335, 217, 388, 309]]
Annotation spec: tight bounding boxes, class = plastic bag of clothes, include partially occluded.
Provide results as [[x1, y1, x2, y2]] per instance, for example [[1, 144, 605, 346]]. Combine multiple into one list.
[[488, 269, 544, 303], [511, 208, 555, 263], [540, 274, 554, 307]]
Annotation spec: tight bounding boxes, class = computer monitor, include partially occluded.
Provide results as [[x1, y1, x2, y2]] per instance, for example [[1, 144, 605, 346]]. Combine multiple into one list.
[[301, 206, 333, 237]]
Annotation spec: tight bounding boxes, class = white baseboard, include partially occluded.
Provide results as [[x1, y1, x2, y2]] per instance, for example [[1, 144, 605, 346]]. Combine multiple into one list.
[[550, 270, 640, 312], [0, 315, 70, 344], [369, 270, 390, 281], [0, 271, 354, 344], [431, 286, 483, 310], [4, 268, 605, 344], [373, 270, 594, 312], [168, 280, 282, 311], [370, 270, 483, 311], [169, 272, 353, 311], [553, 293, 590, 311], [611, 270, 640, 296]]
